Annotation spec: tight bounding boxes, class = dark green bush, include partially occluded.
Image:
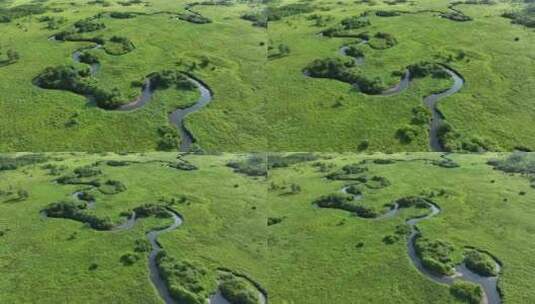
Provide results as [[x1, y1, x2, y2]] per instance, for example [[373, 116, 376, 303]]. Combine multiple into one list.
[[267, 153, 317, 168], [74, 165, 101, 177], [450, 281, 482, 304], [219, 273, 260, 304], [42, 201, 113, 230], [314, 194, 377, 218], [464, 250, 498, 276], [340, 16, 370, 29], [156, 254, 211, 304], [133, 204, 171, 218], [150, 70, 195, 90], [415, 237, 456, 275], [396, 125, 419, 143], [74, 19, 106, 33], [227, 154, 267, 177], [120, 252, 140, 265], [157, 126, 179, 151]]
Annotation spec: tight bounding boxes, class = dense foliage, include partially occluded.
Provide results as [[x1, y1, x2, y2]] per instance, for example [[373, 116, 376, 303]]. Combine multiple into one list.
[[313, 193, 377, 218], [415, 238, 456, 275], [42, 201, 113, 230], [464, 250, 498, 276], [219, 273, 260, 304]]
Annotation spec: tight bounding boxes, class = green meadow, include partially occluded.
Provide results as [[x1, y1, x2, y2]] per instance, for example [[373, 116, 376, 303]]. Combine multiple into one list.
[[265, 0, 535, 152], [0, 0, 267, 152], [0, 152, 268, 303], [0, 0, 534, 152], [1, 152, 535, 303]]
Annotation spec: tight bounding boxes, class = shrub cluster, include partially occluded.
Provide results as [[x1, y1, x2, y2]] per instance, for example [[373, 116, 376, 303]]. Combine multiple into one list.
[[219, 272, 260, 304], [227, 154, 267, 177], [150, 70, 196, 91], [133, 204, 171, 218], [450, 281, 482, 304], [169, 160, 198, 171], [394, 196, 430, 208], [178, 13, 212, 24], [43, 201, 113, 230], [74, 19, 106, 33], [265, 3, 314, 21], [34, 65, 125, 109], [314, 194, 377, 218], [0, 4, 46, 23], [304, 57, 386, 94], [267, 153, 317, 169], [157, 126, 179, 151], [241, 11, 267, 27], [368, 32, 398, 50], [0, 154, 47, 171], [407, 62, 448, 79], [415, 237, 456, 275], [98, 179, 127, 194], [156, 253, 211, 304], [464, 250, 498, 276], [105, 36, 135, 55]]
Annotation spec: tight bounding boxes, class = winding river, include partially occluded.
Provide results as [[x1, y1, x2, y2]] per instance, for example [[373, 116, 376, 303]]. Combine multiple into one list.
[[46, 191, 184, 303], [51, 190, 266, 304], [47, 36, 214, 152], [337, 187, 501, 303], [336, 43, 465, 152]]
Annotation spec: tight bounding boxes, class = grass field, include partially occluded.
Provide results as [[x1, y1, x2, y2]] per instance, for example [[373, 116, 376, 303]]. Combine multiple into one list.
[[265, 0, 535, 152], [0, 152, 267, 303], [0, 0, 267, 152], [1, 0, 534, 152], [1, 152, 535, 303]]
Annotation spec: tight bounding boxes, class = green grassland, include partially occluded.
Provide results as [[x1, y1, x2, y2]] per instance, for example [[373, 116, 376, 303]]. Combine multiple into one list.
[[266, 0, 535, 152], [1, 0, 534, 152], [0, 152, 267, 303], [267, 152, 535, 303], [0, 0, 267, 152], [2, 152, 535, 303]]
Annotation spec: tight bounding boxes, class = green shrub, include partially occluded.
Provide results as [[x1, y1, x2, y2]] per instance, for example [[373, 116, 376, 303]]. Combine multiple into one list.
[[157, 126, 179, 151], [133, 204, 170, 218], [42, 201, 113, 230], [74, 19, 106, 33], [396, 125, 419, 143], [74, 165, 101, 177], [227, 154, 267, 177], [120, 252, 140, 265], [450, 281, 482, 304], [219, 273, 260, 304], [464, 250, 498, 276], [98, 180, 126, 194], [267, 153, 317, 168], [150, 70, 195, 90], [340, 16, 370, 29], [156, 254, 211, 304], [314, 194, 377, 218], [415, 238, 456, 275]]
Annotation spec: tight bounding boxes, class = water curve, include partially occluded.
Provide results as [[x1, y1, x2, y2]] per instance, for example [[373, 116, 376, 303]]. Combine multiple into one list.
[[46, 36, 214, 151]]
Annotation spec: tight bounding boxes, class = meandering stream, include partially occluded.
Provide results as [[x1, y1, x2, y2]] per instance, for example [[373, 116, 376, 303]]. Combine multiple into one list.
[[338, 188, 501, 303], [47, 36, 214, 152], [337, 43, 465, 151]]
